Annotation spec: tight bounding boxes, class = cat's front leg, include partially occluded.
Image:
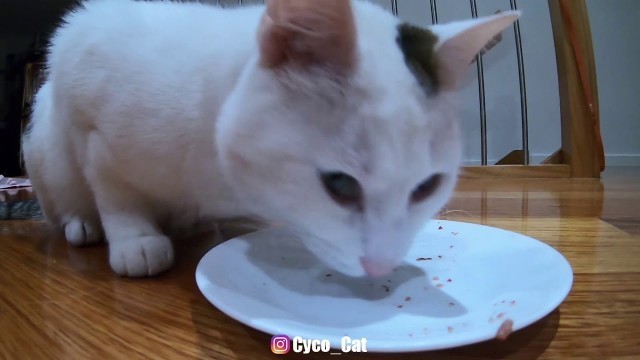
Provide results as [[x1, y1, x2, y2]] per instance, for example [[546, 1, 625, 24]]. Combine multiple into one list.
[[107, 229, 174, 277], [92, 181, 174, 277]]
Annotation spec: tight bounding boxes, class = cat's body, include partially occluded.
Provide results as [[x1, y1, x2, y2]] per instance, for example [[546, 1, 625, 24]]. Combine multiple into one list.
[[22, 0, 518, 277]]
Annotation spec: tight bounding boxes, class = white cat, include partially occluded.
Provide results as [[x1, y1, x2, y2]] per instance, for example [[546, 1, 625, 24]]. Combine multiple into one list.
[[22, 0, 519, 278]]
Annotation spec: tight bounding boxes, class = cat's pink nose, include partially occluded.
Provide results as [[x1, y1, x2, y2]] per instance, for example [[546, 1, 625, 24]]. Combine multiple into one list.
[[360, 257, 396, 277]]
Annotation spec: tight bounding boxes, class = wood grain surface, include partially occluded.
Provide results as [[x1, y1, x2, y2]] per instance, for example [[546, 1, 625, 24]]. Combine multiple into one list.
[[1, 167, 639, 359], [548, 0, 602, 177]]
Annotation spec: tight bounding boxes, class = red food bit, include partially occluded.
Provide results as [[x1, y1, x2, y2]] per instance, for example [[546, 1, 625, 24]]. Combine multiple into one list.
[[405, 296, 412, 302], [495, 319, 514, 341], [510, 300, 516, 305], [497, 312, 505, 319], [436, 284, 444, 288], [432, 276, 440, 281], [447, 326, 454, 333]]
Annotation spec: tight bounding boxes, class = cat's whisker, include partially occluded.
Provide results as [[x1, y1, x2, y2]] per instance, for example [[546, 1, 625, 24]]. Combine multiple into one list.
[[439, 209, 477, 218]]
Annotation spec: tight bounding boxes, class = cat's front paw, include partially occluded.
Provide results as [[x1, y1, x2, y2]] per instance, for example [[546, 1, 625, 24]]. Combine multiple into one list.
[[64, 218, 103, 246], [108, 235, 174, 277]]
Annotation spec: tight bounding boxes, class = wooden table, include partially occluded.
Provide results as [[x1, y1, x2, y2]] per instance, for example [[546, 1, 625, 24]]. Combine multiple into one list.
[[1, 167, 639, 359]]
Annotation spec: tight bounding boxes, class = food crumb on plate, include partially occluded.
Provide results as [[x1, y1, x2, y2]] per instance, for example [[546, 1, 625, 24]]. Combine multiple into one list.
[[416, 257, 432, 261], [438, 255, 443, 259], [495, 319, 514, 341], [397, 305, 403, 308], [438, 226, 443, 230], [405, 296, 412, 302], [449, 245, 454, 249], [510, 300, 517, 305], [408, 333, 413, 337], [325, 273, 332, 277], [382, 285, 390, 293], [448, 302, 455, 307], [497, 312, 505, 319], [432, 276, 440, 281], [447, 278, 452, 283], [447, 326, 454, 333], [452, 232, 459, 236], [436, 284, 444, 288]]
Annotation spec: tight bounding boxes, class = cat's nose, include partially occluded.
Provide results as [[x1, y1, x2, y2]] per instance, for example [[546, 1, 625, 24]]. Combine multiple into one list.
[[360, 256, 396, 277]]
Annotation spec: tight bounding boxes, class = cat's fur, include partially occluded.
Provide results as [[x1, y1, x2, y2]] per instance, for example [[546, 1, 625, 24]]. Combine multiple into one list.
[[22, 0, 519, 277]]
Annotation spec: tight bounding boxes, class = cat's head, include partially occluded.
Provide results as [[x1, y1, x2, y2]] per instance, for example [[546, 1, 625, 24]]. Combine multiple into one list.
[[216, 0, 519, 277]]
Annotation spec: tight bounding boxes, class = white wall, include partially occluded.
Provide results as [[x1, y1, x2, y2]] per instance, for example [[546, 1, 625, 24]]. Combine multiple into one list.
[[387, 0, 563, 165], [392, 0, 640, 166], [586, 0, 640, 166]]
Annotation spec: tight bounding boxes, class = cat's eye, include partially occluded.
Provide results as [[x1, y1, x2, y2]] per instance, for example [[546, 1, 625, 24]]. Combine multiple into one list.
[[319, 171, 363, 210], [410, 174, 443, 204]]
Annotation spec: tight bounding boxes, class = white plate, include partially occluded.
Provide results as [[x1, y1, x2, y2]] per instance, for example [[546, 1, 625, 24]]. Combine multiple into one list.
[[195, 220, 573, 353]]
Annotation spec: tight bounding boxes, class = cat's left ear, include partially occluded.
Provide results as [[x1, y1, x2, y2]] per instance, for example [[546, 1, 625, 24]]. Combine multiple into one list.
[[257, 0, 357, 75], [431, 10, 521, 90]]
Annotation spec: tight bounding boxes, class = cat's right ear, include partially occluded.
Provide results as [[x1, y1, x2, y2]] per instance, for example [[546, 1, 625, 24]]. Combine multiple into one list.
[[257, 0, 357, 76], [430, 10, 521, 90]]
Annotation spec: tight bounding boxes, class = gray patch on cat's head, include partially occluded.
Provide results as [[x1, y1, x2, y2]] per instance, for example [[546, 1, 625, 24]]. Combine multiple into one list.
[[396, 23, 439, 96]]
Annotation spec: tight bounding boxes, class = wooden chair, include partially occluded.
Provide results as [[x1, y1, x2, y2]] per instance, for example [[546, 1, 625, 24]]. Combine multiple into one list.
[[461, 0, 603, 179]]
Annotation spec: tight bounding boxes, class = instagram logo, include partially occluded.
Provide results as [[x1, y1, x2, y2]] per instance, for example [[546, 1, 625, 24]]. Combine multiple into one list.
[[271, 335, 291, 355]]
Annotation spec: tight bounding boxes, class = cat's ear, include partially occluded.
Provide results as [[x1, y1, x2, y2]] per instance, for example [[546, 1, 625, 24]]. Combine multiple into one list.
[[258, 0, 356, 75], [431, 10, 521, 90]]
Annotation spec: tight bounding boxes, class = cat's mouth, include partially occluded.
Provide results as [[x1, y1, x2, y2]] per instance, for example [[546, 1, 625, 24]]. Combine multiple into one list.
[[360, 256, 397, 277]]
